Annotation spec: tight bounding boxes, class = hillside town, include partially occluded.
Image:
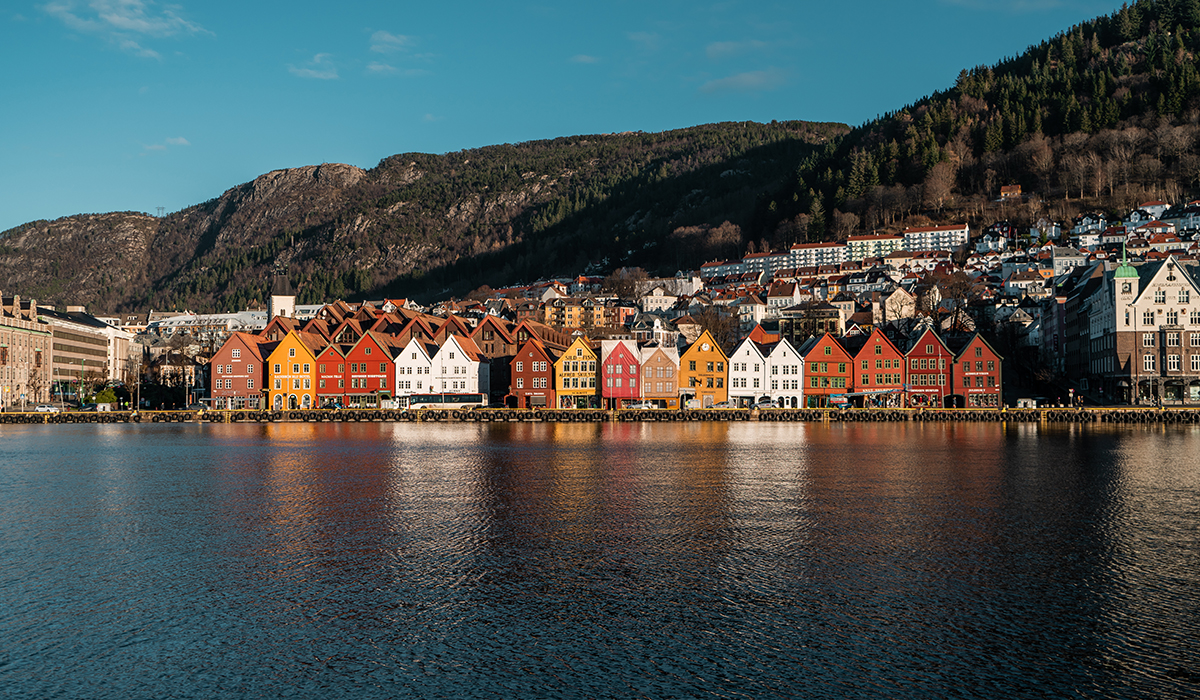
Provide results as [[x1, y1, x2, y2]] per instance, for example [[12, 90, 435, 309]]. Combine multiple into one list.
[[7, 198, 1200, 411]]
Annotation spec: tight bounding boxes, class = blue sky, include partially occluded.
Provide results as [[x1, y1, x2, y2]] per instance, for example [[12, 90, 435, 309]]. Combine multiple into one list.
[[2, 1, 1119, 232]]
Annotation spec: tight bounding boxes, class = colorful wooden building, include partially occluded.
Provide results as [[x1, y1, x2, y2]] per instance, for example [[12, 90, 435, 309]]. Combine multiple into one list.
[[678, 329, 728, 408], [600, 339, 641, 409], [638, 342, 680, 409], [903, 327, 954, 408], [554, 336, 598, 408], [799, 333, 853, 407], [511, 338, 558, 408], [210, 332, 273, 409], [948, 333, 1003, 407], [265, 331, 325, 410]]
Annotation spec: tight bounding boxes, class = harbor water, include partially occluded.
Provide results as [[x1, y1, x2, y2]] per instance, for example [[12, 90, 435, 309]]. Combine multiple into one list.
[[1, 422, 1197, 698]]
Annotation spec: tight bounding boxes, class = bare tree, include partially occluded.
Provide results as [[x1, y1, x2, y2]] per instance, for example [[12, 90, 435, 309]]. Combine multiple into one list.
[[831, 210, 860, 241], [692, 306, 739, 354], [601, 267, 649, 300], [922, 162, 957, 212]]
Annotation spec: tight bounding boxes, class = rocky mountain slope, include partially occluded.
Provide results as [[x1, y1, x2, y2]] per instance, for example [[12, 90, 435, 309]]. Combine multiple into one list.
[[0, 122, 844, 312]]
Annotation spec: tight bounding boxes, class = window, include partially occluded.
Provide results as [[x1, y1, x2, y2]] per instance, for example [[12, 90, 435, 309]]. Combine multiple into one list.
[[837, 363, 846, 373], [381, 363, 387, 373], [320, 364, 326, 373], [1168, 311, 1179, 325], [1168, 332, 1181, 347], [273, 364, 281, 374], [1193, 355, 1200, 372], [516, 378, 524, 389], [216, 365, 222, 375], [689, 361, 696, 371], [1145, 354, 1156, 371], [862, 374, 869, 385], [975, 347, 982, 357], [975, 361, 983, 372], [862, 360, 869, 370], [1192, 332, 1200, 347], [274, 379, 281, 390], [515, 362, 523, 373], [303, 364, 310, 374], [1144, 333, 1156, 347], [1168, 355, 1181, 371], [319, 379, 325, 389], [926, 344, 933, 353], [987, 360, 995, 371], [910, 358, 918, 369], [824, 346, 832, 355], [1145, 311, 1156, 325], [247, 378, 254, 389], [706, 362, 714, 372], [1192, 311, 1200, 325], [232, 349, 241, 359], [289, 348, 295, 357], [365, 347, 371, 355], [292, 364, 299, 374], [1155, 290, 1166, 303], [875, 344, 882, 355], [339, 364, 345, 373], [963, 376, 970, 387], [1182, 290, 1191, 304], [987, 376, 996, 387]]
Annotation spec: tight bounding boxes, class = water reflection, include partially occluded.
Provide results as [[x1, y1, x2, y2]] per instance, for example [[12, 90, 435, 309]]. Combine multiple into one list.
[[1, 422, 1197, 698]]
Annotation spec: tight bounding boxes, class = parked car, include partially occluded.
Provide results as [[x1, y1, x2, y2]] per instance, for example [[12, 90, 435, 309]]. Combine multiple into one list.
[[753, 399, 777, 410], [80, 403, 99, 412], [34, 404, 61, 413], [626, 401, 657, 410], [186, 403, 206, 412], [711, 401, 735, 409]]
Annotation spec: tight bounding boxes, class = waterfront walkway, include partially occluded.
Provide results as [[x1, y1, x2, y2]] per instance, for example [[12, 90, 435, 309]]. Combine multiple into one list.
[[3, 406, 1200, 425]]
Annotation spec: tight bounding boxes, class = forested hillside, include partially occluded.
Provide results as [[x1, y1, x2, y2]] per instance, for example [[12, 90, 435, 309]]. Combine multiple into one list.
[[757, 0, 1200, 248]]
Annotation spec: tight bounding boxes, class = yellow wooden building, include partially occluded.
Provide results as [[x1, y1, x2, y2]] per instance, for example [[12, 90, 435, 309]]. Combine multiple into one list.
[[265, 330, 326, 410], [554, 336, 599, 408], [678, 329, 728, 408]]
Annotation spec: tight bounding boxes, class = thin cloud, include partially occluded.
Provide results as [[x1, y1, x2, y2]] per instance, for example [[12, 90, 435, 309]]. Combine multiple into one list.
[[627, 31, 661, 51], [289, 53, 338, 80], [571, 54, 599, 64], [370, 30, 412, 53], [42, 0, 208, 59], [367, 62, 398, 75], [366, 63, 427, 77], [142, 136, 189, 152], [700, 68, 787, 94], [706, 40, 767, 61]]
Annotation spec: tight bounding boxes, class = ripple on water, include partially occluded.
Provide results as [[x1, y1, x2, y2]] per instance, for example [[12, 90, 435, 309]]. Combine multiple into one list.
[[0, 422, 1197, 698]]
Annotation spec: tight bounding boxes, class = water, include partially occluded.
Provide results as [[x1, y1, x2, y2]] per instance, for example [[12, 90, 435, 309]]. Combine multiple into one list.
[[1, 422, 1198, 698]]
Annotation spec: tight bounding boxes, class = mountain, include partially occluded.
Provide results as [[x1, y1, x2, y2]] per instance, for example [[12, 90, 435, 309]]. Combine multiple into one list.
[[755, 0, 1200, 247], [0, 122, 844, 312], [6, 0, 1200, 313]]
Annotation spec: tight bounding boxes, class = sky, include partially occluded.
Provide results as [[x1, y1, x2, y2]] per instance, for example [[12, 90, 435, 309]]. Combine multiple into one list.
[[2, 0, 1122, 232]]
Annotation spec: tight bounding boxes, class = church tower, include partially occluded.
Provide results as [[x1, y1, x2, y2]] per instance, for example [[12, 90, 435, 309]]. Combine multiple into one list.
[[268, 266, 296, 319]]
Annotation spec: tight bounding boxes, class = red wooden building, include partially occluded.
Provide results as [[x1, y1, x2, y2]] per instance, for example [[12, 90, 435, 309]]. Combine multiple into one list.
[[841, 328, 906, 408], [510, 338, 558, 408], [948, 333, 1003, 407], [800, 333, 854, 407], [316, 343, 351, 407], [903, 328, 954, 408], [210, 332, 273, 410], [600, 339, 641, 409], [343, 331, 396, 408]]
